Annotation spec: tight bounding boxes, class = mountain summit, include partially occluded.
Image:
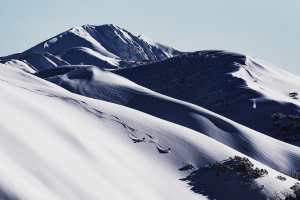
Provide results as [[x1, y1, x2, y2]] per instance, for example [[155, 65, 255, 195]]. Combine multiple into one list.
[[0, 24, 181, 71]]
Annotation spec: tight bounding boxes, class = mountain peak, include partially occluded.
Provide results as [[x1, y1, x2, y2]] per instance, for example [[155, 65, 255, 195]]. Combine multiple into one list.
[[81, 23, 120, 31], [0, 24, 182, 71]]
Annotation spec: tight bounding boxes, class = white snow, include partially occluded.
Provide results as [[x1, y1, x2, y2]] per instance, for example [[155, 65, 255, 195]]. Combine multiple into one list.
[[49, 37, 58, 44], [43, 42, 49, 48], [76, 47, 120, 66], [68, 26, 119, 59], [112, 26, 132, 44], [252, 99, 257, 109], [21, 24, 179, 71], [47, 66, 300, 174], [4, 59, 36, 73], [233, 56, 300, 106], [137, 34, 178, 58], [44, 37, 58, 48], [0, 61, 299, 200], [0, 64, 203, 200]]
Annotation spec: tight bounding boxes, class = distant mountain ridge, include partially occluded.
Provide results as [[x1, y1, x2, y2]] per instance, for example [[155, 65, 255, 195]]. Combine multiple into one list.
[[0, 24, 181, 70]]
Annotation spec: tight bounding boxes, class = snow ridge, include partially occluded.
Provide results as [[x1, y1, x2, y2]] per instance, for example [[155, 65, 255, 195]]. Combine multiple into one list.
[[0, 24, 181, 71]]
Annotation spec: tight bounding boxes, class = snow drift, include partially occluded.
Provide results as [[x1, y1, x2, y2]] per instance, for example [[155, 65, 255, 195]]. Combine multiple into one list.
[[39, 66, 300, 175], [0, 61, 299, 200]]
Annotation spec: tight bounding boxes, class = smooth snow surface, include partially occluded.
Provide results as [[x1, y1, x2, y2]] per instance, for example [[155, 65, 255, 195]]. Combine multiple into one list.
[[45, 66, 300, 174], [0, 64, 202, 200], [0, 61, 299, 200], [233, 57, 300, 106]]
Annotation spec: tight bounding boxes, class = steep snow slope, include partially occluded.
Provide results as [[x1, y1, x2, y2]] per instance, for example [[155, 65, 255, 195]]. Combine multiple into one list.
[[80, 24, 180, 61], [2, 63, 299, 200], [0, 24, 181, 71], [116, 50, 300, 145], [27, 24, 180, 61], [38, 66, 300, 175], [0, 52, 69, 72]]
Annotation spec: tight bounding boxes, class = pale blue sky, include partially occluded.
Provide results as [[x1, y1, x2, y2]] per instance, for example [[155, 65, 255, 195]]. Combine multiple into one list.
[[1, 0, 299, 74]]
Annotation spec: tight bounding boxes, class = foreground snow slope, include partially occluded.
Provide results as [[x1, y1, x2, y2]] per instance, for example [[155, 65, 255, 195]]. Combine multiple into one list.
[[39, 66, 300, 175], [0, 63, 298, 200], [117, 50, 300, 145]]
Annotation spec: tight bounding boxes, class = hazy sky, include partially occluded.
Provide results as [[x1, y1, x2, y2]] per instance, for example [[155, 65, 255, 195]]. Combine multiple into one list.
[[1, 0, 299, 74]]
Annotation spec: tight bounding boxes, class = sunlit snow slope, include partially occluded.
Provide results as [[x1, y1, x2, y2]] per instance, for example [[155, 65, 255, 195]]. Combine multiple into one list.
[[37, 65, 300, 175], [0, 59, 300, 200], [117, 51, 300, 146]]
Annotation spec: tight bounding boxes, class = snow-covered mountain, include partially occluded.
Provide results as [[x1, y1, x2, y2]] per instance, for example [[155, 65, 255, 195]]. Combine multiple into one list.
[[117, 50, 300, 146], [0, 24, 181, 71], [1, 59, 300, 200], [1, 24, 300, 200], [38, 65, 300, 174]]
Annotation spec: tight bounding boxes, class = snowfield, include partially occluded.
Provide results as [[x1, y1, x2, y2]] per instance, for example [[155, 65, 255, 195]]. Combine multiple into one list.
[[1, 24, 300, 200], [0, 63, 203, 200], [117, 51, 300, 146], [0, 61, 299, 200], [41, 66, 300, 175]]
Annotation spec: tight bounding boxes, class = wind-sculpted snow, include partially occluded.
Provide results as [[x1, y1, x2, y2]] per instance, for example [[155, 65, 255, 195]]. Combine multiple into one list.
[[0, 62, 299, 200], [117, 50, 300, 146], [0, 63, 201, 200], [40, 66, 300, 175]]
